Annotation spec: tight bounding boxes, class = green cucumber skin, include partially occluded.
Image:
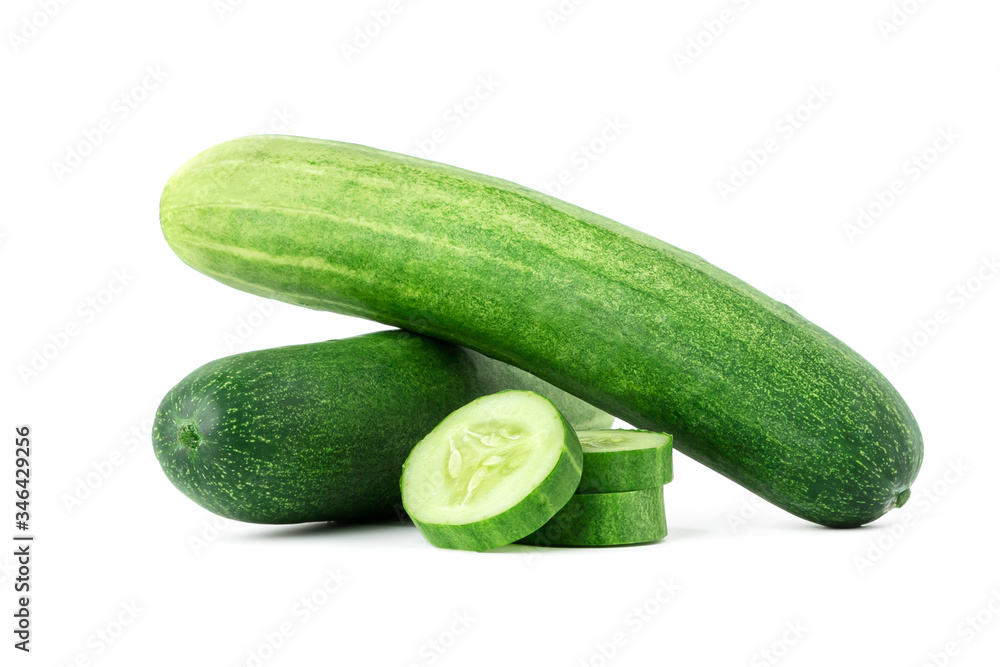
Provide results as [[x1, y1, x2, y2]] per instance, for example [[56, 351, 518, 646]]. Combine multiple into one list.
[[577, 431, 673, 494], [160, 135, 924, 528], [151, 331, 608, 524], [406, 405, 583, 551], [519, 489, 667, 547]]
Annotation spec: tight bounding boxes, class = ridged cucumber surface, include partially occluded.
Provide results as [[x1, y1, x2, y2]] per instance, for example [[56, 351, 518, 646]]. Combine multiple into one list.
[[160, 135, 924, 527], [577, 430, 673, 493], [151, 331, 609, 524], [401, 391, 583, 551], [519, 489, 667, 547]]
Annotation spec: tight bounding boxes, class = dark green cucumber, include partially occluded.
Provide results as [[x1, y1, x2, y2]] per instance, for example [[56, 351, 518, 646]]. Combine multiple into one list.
[[519, 489, 667, 547], [401, 390, 582, 551], [577, 430, 673, 493], [151, 331, 609, 524], [160, 135, 924, 527]]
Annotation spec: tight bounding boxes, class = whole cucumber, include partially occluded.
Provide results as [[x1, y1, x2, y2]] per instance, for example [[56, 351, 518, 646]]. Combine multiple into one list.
[[160, 135, 923, 527], [152, 331, 611, 524]]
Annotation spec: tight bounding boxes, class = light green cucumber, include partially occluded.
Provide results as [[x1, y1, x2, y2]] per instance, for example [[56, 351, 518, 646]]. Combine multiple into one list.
[[519, 488, 667, 547], [401, 391, 582, 551], [576, 430, 673, 493]]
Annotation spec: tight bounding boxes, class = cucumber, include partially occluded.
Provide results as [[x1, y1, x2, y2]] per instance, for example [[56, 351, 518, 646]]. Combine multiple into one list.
[[519, 489, 667, 547], [576, 430, 673, 493], [160, 135, 924, 527], [401, 391, 582, 551], [152, 331, 609, 524]]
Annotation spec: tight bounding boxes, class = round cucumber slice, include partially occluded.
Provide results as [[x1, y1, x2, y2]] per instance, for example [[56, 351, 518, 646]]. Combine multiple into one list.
[[401, 390, 583, 551], [576, 430, 673, 493], [519, 488, 667, 547]]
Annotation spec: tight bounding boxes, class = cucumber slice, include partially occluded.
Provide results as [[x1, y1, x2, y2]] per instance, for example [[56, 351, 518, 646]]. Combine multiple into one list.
[[519, 488, 667, 547], [576, 430, 673, 493], [401, 390, 583, 551]]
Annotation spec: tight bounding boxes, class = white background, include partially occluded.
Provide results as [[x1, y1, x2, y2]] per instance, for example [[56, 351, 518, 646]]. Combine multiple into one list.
[[2, 1, 999, 665]]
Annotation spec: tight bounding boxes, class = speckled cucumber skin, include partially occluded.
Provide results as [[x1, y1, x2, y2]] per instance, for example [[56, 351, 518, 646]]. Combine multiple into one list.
[[577, 430, 673, 494], [404, 404, 584, 552], [151, 331, 609, 524], [160, 135, 924, 527], [519, 489, 667, 547]]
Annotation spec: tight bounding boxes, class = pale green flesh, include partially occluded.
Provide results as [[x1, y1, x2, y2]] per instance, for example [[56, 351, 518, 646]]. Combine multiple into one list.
[[578, 430, 671, 453], [402, 391, 571, 526]]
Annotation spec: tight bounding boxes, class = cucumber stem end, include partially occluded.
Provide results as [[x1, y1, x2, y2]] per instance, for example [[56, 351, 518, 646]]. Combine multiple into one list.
[[177, 421, 203, 450]]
